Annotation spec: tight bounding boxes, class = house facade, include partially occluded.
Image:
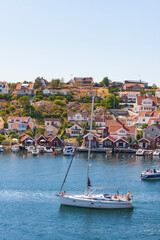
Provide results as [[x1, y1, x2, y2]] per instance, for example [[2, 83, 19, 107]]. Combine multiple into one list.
[[20, 134, 34, 146], [138, 137, 154, 149], [134, 96, 158, 112], [74, 77, 93, 87], [16, 83, 34, 96], [0, 82, 9, 94], [144, 124, 160, 139], [44, 118, 61, 127], [0, 117, 4, 130], [66, 124, 84, 137], [8, 116, 34, 134], [68, 111, 89, 125], [48, 135, 64, 147], [83, 133, 99, 148], [0, 99, 7, 108]]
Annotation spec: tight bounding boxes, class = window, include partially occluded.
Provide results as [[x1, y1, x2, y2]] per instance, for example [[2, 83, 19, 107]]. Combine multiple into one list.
[[152, 128, 154, 131]]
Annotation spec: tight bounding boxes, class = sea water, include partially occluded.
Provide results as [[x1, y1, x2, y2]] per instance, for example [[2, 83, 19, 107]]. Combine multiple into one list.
[[0, 151, 160, 240]]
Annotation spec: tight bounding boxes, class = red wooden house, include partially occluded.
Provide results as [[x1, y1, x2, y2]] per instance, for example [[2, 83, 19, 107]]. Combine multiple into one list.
[[48, 135, 64, 147], [83, 133, 99, 148]]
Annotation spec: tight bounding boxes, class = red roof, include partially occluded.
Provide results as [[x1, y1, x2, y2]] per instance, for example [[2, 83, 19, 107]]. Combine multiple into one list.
[[137, 96, 157, 106]]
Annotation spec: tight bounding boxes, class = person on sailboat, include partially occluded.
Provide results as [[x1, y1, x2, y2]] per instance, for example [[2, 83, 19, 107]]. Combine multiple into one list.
[[127, 191, 130, 201]]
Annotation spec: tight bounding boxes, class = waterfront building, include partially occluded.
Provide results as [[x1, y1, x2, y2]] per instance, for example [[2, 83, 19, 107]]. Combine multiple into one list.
[[83, 132, 99, 148], [138, 137, 154, 149], [8, 116, 34, 134]]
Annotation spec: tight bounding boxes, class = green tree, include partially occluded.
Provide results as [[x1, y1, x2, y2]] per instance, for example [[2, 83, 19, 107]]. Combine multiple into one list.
[[36, 128, 45, 135], [24, 129, 34, 138], [18, 96, 30, 107], [101, 94, 120, 109], [108, 84, 119, 93], [50, 79, 61, 88], [34, 77, 43, 89], [152, 84, 158, 89], [100, 77, 111, 87], [0, 134, 5, 143], [141, 124, 148, 130]]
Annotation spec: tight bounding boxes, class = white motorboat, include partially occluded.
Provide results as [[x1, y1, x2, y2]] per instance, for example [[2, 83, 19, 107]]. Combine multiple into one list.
[[31, 147, 39, 156], [136, 149, 144, 156], [45, 146, 53, 153], [38, 146, 45, 153], [141, 169, 160, 180], [58, 97, 133, 209], [27, 146, 34, 153], [153, 149, 160, 156], [0, 145, 4, 152], [12, 144, 20, 152], [63, 146, 75, 156]]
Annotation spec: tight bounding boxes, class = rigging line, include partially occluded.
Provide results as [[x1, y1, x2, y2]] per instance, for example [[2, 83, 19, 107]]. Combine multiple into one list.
[[58, 148, 77, 195]]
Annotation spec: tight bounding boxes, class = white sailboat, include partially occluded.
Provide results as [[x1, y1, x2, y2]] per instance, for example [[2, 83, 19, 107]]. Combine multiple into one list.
[[58, 97, 133, 209]]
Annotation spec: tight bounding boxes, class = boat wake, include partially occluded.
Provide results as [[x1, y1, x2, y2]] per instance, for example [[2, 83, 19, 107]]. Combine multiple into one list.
[[0, 190, 56, 202]]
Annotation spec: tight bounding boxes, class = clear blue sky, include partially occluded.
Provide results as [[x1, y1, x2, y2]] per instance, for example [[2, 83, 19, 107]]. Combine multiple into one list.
[[0, 0, 160, 85]]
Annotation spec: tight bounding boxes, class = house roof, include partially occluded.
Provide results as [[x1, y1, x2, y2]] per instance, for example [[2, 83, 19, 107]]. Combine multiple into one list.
[[8, 116, 30, 121], [47, 135, 63, 143], [102, 135, 117, 142], [68, 111, 89, 118], [95, 117, 106, 123], [138, 137, 154, 143], [34, 133, 47, 141], [145, 124, 160, 131], [0, 82, 8, 87], [44, 118, 61, 122], [137, 111, 154, 117], [83, 132, 99, 139], [12, 122, 33, 130], [115, 137, 130, 143], [137, 96, 157, 106], [69, 123, 84, 129], [0, 99, 7, 102], [21, 134, 33, 142], [106, 119, 123, 127], [11, 100, 18, 103], [124, 83, 145, 88], [16, 83, 34, 90]]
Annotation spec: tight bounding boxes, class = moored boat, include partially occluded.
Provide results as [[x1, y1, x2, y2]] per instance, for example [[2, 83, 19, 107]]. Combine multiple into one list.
[[38, 146, 45, 153], [31, 147, 39, 156], [63, 146, 75, 156], [136, 149, 144, 156], [44, 146, 53, 153], [12, 144, 20, 152], [153, 149, 160, 157], [0, 145, 4, 152]]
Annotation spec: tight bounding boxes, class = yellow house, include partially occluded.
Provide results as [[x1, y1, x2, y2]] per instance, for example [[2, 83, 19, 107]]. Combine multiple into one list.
[[10, 100, 19, 107], [0, 117, 4, 129], [97, 88, 109, 98]]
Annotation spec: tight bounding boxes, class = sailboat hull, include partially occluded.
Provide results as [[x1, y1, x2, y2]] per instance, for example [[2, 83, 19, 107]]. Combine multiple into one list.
[[59, 195, 133, 209]]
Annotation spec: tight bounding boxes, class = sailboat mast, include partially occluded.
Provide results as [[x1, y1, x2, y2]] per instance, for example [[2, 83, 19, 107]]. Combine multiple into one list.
[[85, 96, 94, 196]]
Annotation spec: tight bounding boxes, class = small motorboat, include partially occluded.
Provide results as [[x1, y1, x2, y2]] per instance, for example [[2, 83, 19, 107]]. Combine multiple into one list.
[[0, 145, 4, 152], [12, 144, 20, 152], [31, 147, 39, 156], [38, 146, 45, 153], [45, 146, 53, 153], [136, 149, 144, 156], [153, 149, 160, 157], [141, 169, 160, 180], [27, 146, 34, 153], [63, 146, 75, 156]]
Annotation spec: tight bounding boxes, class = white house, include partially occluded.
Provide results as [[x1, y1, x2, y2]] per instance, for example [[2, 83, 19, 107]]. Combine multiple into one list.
[[134, 96, 158, 112], [0, 82, 9, 94], [44, 118, 61, 127], [8, 116, 34, 134], [155, 88, 160, 98], [16, 83, 34, 96], [68, 111, 89, 125], [95, 117, 106, 127], [66, 124, 84, 137]]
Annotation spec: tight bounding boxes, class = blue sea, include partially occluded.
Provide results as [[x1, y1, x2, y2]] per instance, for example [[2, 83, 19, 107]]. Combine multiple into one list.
[[0, 151, 160, 240]]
